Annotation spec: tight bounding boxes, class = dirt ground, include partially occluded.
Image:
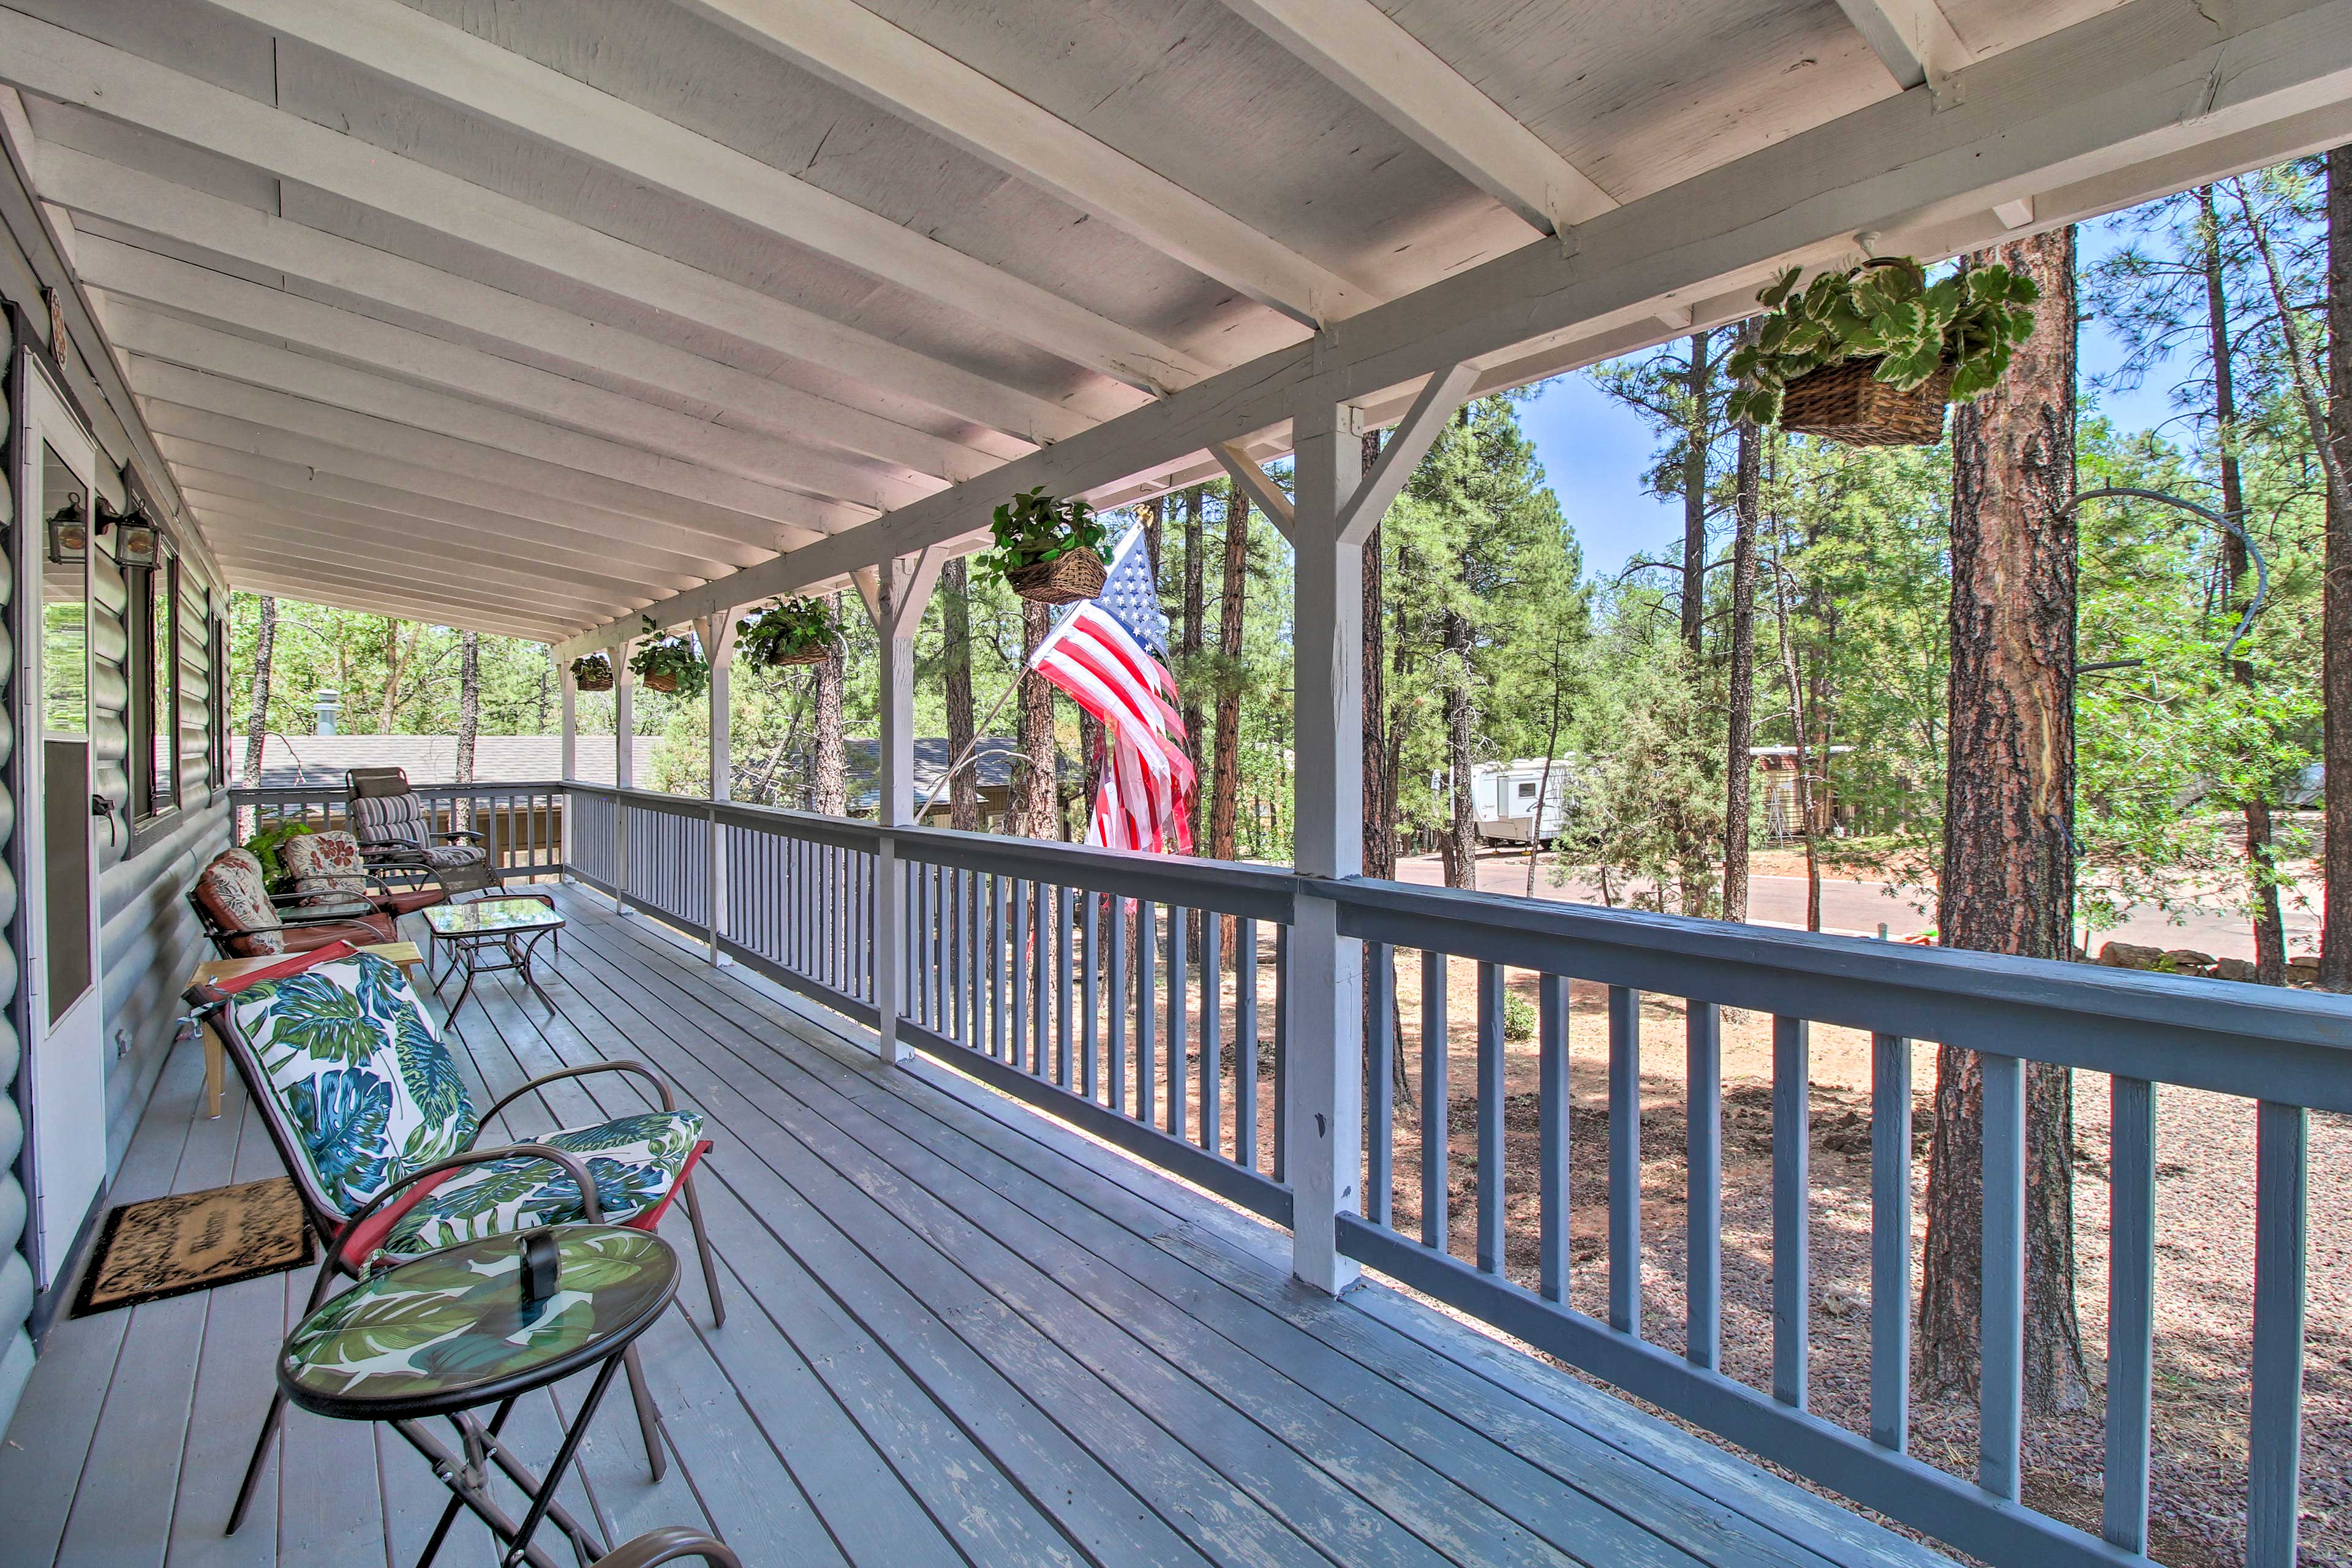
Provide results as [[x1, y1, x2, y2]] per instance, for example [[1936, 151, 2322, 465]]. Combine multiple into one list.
[[1140, 946, 2348, 1568]]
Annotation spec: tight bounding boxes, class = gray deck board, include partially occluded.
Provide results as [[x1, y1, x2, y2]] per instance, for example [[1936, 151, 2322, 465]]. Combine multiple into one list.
[[1, 885, 1953, 1568]]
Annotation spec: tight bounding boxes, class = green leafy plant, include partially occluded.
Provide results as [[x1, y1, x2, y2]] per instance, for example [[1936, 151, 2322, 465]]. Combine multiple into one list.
[[1727, 257, 2040, 426], [1502, 990, 1536, 1042], [978, 486, 1107, 579], [568, 652, 614, 691], [246, 820, 312, 892], [627, 616, 709, 700], [736, 597, 838, 669]]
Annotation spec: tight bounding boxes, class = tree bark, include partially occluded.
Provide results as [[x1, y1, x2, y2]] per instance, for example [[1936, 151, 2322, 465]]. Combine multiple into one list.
[[1439, 609, 1478, 889], [813, 590, 847, 816], [455, 629, 480, 834], [1017, 597, 1057, 837], [1212, 485, 1249, 862], [2199, 186, 2288, 985], [1920, 227, 2090, 1416], [1724, 413, 1762, 922], [2326, 148, 2352, 991], [941, 557, 982, 832], [243, 592, 276, 787], [1181, 486, 1207, 849], [1680, 330, 1716, 658]]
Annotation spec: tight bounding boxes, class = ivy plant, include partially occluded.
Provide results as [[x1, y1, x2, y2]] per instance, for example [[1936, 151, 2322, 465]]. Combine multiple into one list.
[[1726, 257, 2040, 427], [568, 652, 614, 690], [627, 616, 709, 700], [736, 596, 838, 668], [977, 486, 1107, 579], [245, 820, 312, 892]]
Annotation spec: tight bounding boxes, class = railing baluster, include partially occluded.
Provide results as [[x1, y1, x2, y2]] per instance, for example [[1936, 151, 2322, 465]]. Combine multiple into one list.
[[1687, 1001, 1721, 1371], [992, 875, 1009, 1061], [2102, 1073, 2154, 1550], [1167, 905, 1188, 1139], [1978, 1050, 2026, 1501], [1538, 973, 1569, 1303], [1136, 901, 1157, 1120], [1607, 984, 1641, 1336], [1081, 892, 1099, 1100], [2248, 1098, 2309, 1568], [1476, 962, 1505, 1276], [1272, 921, 1287, 1186], [1237, 918, 1259, 1175], [1109, 895, 1128, 1107], [1365, 941, 1393, 1224], [1772, 1015, 1809, 1408], [1200, 912, 1221, 1158], [1031, 880, 1049, 1076], [1422, 948, 1449, 1252], [1011, 879, 1031, 1072], [1056, 885, 1074, 1088], [1871, 1032, 1913, 1452]]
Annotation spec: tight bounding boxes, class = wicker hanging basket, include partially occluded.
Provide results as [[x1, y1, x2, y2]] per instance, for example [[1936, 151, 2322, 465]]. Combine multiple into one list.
[[641, 670, 681, 694], [570, 657, 614, 693], [764, 641, 832, 668], [1006, 546, 1107, 605], [1778, 356, 1954, 447]]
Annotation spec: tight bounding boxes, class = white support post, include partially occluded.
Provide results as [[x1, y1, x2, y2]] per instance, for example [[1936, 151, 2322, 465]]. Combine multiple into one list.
[[613, 638, 633, 914], [698, 613, 736, 965], [858, 548, 943, 1066], [557, 649, 576, 878], [1287, 396, 1368, 1295]]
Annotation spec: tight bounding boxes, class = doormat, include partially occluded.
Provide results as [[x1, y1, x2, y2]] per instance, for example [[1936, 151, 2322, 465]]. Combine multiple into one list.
[[71, 1177, 314, 1317]]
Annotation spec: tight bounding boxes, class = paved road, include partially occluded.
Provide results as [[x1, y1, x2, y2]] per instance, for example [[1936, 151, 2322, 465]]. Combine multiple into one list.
[[1391, 853, 2316, 962]]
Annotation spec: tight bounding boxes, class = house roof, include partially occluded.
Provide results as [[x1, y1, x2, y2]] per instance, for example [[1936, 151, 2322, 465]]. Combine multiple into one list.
[[233, 733, 655, 790], [842, 737, 1079, 813]]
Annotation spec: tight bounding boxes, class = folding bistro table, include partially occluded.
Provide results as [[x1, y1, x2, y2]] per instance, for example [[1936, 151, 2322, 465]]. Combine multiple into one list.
[[276, 1225, 678, 1568], [422, 895, 567, 1017]]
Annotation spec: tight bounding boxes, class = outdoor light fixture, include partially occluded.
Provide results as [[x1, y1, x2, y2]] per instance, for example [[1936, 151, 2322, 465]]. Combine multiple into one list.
[[45, 492, 85, 564], [95, 498, 163, 568]]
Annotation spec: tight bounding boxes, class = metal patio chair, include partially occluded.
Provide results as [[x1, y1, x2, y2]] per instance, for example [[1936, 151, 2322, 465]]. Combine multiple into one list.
[[185, 941, 726, 1533], [345, 765, 492, 889]]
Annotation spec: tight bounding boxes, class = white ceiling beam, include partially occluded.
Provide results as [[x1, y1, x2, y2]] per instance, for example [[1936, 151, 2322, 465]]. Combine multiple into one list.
[[205, 538, 586, 637], [1210, 444, 1294, 543], [78, 235, 933, 513], [192, 507, 640, 614], [37, 146, 1009, 487], [1992, 196, 2036, 228], [153, 434, 730, 583], [104, 306, 851, 543], [200, 532, 630, 624], [173, 472, 698, 598], [558, 0, 2352, 655], [1335, 362, 1477, 546], [0, 9, 1083, 446], [128, 372, 778, 559], [1834, 0, 1972, 92], [668, 0, 1368, 326], [1215, 0, 1615, 235], [194, 0, 1211, 393]]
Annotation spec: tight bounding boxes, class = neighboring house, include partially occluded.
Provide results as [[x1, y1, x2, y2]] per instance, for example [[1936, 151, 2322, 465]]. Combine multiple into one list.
[[840, 737, 1079, 824], [1752, 745, 1857, 839], [234, 733, 657, 788]]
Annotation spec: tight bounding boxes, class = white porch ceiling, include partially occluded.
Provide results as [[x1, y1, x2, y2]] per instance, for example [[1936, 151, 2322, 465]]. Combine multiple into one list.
[[0, 0, 2337, 646]]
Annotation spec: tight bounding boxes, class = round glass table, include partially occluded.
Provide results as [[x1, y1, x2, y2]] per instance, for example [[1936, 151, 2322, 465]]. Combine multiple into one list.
[[279, 1224, 677, 1568]]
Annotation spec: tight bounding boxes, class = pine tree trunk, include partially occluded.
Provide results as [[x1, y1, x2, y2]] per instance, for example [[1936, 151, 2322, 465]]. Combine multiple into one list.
[[1181, 488, 1207, 849], [1920, 227, 2090, 1415], [243, 593, 276, 787], [813, 591, 847, 816], [941, 557, 981, 832], [1357, 434, 1411, 1104], [535, 647, 551, 733], [455, 630, 480, 834], [1724, 415, 1762, 922], [2199, 186, 2288, 984], [1017, 598, 1057, 837], [1212, 487, 1248, 862], [2324, 147, 2352, 992], [1680, 331, 1715, 657], [1440, 610, 1477, 890]]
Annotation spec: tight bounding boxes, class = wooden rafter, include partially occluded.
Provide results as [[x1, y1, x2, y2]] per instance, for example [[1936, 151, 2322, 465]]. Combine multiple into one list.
[[1834, 0, 1972, 91]]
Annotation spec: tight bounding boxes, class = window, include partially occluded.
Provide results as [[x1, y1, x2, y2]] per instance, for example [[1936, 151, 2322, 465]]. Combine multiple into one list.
[[1517, 780, 1539, 799], [131, 551, 179, 824]]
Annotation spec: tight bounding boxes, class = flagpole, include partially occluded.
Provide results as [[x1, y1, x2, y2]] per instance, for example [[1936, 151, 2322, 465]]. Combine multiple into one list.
[[914, 668, 1026, 826]]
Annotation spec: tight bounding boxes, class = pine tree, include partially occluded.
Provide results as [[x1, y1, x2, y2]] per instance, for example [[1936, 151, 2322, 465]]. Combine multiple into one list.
[[813, 590, 847, 815], [941, 557, 981, 832]]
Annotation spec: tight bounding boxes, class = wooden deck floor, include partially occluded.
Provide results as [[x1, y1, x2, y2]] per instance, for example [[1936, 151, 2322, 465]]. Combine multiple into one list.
[[0, 885, 1953, 1568]]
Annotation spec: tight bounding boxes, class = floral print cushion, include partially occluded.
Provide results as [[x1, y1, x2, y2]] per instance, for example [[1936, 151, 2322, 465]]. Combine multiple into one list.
[[380, 1110, 704, 1259], [229, 951, 480, 1213], [282, 831, 372, 906], [195, 848, 287, 956]]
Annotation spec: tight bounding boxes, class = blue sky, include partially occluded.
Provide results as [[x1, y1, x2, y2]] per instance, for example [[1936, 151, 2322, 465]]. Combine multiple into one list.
[[1519, 217, 2184, 577]]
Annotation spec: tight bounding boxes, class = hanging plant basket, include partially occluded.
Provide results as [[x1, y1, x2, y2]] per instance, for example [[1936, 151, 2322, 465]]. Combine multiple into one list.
[[737, 596, 839, 669], [1005, 546, 1107, 605], [570, 653, 615, 692], [627, 617, 709, 701], [980, 486, 1110, 605], [1777, 356, 1955, 447]]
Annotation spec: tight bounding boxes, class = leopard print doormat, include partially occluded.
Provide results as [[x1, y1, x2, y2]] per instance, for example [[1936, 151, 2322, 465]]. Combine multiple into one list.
[[71, 1177, 314, 1316]]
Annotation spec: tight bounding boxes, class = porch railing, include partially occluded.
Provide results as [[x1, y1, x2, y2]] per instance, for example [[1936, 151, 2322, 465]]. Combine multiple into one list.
[[232, 781, 569, 877], [233, 780, 2352, 1568]]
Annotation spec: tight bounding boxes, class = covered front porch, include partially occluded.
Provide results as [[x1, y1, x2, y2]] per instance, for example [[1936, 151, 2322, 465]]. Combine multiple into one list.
[[0, 883, 1943, 1568]]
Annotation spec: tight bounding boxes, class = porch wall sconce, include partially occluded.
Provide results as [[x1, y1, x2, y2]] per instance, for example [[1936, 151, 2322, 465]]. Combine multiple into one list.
[[45, 492, 85, 564], [96, 499, 164, 568]]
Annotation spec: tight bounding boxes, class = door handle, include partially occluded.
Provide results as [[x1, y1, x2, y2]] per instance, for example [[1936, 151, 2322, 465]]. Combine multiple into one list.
[[91, 792, 120, 848]]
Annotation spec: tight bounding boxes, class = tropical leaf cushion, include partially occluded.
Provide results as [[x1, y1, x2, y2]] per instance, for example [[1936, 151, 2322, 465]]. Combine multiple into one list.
[[229, 950, 480, 1213], [282, 830, 371, 906], [380, 1109, 704, 1258]]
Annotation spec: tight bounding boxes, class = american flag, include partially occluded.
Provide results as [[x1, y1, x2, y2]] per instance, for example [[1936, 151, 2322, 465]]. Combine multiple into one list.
[[1027, 524, 1196, 853]]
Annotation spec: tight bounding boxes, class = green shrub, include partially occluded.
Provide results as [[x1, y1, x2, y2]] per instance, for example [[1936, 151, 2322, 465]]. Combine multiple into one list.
[[245, 820, 312, 892], [1502, 990, 1536, 1042]]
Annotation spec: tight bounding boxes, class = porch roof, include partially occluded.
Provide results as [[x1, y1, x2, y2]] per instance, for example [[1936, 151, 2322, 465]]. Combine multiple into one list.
[[7, 0, 2351, 644]]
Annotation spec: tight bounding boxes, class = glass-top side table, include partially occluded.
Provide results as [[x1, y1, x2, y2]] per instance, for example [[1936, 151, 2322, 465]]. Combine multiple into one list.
[[421, 895, 566, 1016], [279, 1225, 678, 1568]]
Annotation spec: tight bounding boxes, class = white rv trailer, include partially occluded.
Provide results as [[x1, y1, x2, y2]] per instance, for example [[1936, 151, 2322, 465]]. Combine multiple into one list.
[[1466, 758, 1577, 847]]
